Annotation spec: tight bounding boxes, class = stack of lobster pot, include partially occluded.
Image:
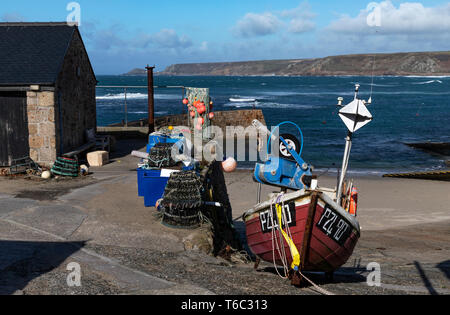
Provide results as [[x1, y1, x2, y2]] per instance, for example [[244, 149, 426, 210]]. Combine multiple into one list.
[[146, 143, 178, 168], [159, 171, 205, 228]]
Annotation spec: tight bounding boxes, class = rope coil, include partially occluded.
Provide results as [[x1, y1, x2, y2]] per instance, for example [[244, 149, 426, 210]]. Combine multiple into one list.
[[268, 193, 335, 295]]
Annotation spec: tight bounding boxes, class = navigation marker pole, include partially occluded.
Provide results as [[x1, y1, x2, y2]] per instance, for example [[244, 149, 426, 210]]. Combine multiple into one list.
[[336, 84, 373, 203]]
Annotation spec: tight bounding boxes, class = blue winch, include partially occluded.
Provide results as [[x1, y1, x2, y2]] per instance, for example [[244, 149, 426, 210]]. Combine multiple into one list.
[[253, 121, 313, 191]]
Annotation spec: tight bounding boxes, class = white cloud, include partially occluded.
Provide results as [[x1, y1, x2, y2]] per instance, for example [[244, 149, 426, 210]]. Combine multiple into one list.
[[198, 41, 208, 52], [83, 24, 194, 53], [233, 12, 283, 37], [281, 2, 316, 33], [150, 29, 193, 49], [329, 1, 450, 34], [233, 2, 316, 37], [319, 1, 450, 55], [288, 19, 316, 34]]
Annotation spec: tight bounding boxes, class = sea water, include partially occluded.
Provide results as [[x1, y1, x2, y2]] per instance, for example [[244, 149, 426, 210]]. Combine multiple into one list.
[[96, 75, 450, 174]]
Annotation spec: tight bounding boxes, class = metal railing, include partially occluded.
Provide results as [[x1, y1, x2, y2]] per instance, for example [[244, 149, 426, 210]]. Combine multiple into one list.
[[96, 85, 185, 126]]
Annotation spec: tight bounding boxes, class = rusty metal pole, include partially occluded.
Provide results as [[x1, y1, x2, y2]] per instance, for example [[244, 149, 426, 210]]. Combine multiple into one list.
[[124, 87, 128, 127], [146, 66, 156, 134]]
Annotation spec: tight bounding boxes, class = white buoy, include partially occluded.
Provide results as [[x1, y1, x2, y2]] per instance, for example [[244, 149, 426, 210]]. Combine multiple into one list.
[[80, 165, 89, 175], [41, 171, 51, 179]]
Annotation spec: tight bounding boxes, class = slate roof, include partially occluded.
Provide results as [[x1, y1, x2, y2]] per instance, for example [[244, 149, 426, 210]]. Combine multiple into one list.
[[0, 23, 85, 86]]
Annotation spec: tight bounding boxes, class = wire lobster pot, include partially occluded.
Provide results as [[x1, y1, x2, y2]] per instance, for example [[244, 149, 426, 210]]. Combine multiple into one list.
[[160, 171, 205, 228]]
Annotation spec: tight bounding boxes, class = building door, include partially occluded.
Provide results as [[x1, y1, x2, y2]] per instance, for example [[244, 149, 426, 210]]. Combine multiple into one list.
[[0, 91, 29, 166]]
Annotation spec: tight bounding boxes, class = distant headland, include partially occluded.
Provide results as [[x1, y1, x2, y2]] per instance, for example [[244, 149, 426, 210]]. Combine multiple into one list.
[[123, 51, 450, 77]]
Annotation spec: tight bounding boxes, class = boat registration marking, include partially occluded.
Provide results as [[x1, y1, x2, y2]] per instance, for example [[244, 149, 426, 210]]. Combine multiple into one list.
[[317, 206, 352, 246], [259, 202, 296, 234]]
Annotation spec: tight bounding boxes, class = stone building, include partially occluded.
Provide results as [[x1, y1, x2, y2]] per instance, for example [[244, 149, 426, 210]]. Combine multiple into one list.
[[0, 22, 97, 167]]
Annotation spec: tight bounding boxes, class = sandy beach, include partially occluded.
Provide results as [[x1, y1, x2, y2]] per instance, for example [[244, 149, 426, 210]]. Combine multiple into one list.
[[0, 139, 449, 295]]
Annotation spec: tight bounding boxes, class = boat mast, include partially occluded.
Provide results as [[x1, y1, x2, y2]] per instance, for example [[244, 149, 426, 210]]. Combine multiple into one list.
[[336, 84, 372, 203], [336, 85, 358, 202]]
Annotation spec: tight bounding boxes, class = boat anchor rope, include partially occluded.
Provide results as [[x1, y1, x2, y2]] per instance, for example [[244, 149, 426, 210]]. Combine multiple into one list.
[[269, 194, 300, 277], [269, 193, 335, 295]]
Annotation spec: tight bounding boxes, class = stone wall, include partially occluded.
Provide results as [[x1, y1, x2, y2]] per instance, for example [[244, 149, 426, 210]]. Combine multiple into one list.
[[27, 91, 57, 166], [55, 30, 97, 154], [26, 29, 96, 167], [155, 109, 266, 133]]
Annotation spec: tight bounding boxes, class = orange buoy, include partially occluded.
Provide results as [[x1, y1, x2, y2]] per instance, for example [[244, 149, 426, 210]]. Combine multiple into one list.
[[222, 157, 237, 173], [197, 105, 206, 115], [190, 111, 196, 118], [183, 98, 189, 105], [348, 187, 358, 216], [197, 117, 205, 125], [209, 112, 215, 119]]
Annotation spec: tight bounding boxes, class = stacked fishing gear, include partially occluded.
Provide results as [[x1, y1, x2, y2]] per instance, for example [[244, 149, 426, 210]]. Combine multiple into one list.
[[146, 143, 178, 168], [160, 171, 205, 228]]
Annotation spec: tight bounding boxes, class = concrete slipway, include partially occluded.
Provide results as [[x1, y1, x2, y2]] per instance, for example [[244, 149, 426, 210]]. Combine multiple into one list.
[[0, 139, 449, 295]]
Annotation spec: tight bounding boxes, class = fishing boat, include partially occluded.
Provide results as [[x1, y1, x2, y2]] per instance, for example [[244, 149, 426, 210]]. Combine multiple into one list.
[[243, 84, 373, 285], [244, 189, 360, 276]]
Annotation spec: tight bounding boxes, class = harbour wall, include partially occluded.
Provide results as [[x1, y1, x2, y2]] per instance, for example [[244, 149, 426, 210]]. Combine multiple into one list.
[[97, 109, 266, 139]]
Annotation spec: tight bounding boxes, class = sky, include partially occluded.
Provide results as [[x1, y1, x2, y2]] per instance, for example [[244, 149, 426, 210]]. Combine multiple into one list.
[[1, 0, 450, 74]]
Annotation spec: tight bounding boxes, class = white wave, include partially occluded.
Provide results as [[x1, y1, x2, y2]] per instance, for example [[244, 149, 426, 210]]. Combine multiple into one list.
[[261, 103, 319, 109], [224, 102, 320, 109], [404, 75, 450, 78], [224, 102, 258, 108], [412, 80, 443, 85], [371, 91, 450, 95], [372, 83, 399, 87], [96, 93, 180, 100], [97, 93, 147, 100], [261, 91, 355, 97], [351, 82, 398, 87], [229, 98, 256, 103]]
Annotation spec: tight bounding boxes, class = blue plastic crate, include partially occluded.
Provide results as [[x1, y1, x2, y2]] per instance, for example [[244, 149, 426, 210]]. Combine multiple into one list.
[[147, 134, 184, 153], [142, 169, 172, 207], [137, 168, 153, 197]]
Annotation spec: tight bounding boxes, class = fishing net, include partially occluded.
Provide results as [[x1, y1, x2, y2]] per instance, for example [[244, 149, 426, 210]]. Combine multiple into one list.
[[202, 161, 241, 255], [159, 162, 243, 257], [146, 143, 178, 168], [160, 171, 204, 228], [186, 87, 212, 139]]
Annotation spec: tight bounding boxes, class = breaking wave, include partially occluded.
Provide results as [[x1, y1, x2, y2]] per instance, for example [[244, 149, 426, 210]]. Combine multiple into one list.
[[97, 93, 147, 100], [412, 80, 443, 85], [224, 101, 321, 109], [97, 93, 181, 100]]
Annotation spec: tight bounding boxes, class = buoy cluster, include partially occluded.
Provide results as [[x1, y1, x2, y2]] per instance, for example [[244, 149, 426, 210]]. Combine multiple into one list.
[[183, 98, 214, 130]]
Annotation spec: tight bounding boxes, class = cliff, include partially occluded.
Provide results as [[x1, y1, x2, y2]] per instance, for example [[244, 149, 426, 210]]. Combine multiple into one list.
[[157, 51, 450, 76], [122, 68, 147, 76]]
